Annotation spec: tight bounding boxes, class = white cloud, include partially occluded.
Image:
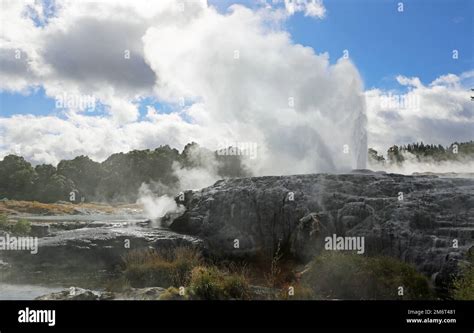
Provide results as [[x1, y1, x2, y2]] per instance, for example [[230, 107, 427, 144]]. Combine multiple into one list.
[[2, 1, 470, 178], [366, 72, 473, 156], [0, 0, 366, 175], [0, 111, 209, 165], [396, 75, 422, 88], [284, 0, 326, 18], [142, 3, 366, 173]]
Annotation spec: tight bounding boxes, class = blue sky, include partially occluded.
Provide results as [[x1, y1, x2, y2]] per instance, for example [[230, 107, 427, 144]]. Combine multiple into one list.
[[1, 0, 472, 117], [284, 0, 473, 89]]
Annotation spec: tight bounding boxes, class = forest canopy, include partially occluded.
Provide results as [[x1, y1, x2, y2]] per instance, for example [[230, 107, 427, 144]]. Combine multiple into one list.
[[1, 141, 473, 204], [0, 143, 249, 203]]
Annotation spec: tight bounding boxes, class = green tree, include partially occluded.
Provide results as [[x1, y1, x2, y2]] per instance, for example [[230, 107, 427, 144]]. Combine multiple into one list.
[[368, 148, 386, 164], [0, 155, 36, 200]]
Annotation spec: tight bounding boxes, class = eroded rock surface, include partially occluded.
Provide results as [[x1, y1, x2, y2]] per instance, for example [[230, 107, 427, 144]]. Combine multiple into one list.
[[35, 286, 167, 300], [0, 221, 202, 282], [170, 172, 474, 291]]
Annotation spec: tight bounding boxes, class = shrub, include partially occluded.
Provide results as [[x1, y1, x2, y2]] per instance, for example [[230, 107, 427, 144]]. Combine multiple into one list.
[[189, 266, 224, 300], [122, 247, 202, 288], [367, 256, 433, 299], [11, 218, 31, 235], [171, 246, 203, 286], [189, 266, 251, 300], [0, 214, 9, 231], [159, 287, 188, 300], [302, 252, 370, 299], [221, 273, 251, 299], [302, 253, 433, 300], [452, 264, 474, 300], [265, 240, 283, 287]]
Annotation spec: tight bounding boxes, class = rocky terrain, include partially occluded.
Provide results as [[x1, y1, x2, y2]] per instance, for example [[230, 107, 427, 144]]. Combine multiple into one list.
[[0, 200, 141, 216], [0, 214, 202, 288], [1, 171, 473, 299], [170, 171, 474, 293]]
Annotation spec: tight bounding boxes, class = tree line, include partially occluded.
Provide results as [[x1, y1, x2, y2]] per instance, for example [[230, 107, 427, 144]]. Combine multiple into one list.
[[368, 140, 474, 165], [2, 140, 472, 203], [0, 143, 249, 203]]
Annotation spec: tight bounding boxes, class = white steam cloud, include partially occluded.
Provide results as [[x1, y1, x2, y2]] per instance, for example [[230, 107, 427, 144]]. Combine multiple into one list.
[[1, 0, 367, 174], [136, 144, 223, 223], [136, 183, 185, 225], [369, 151, 474, 176]]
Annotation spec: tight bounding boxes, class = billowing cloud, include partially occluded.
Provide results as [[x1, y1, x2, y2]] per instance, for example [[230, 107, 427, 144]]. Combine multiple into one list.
[[284, 0, 326, 18], [142, 4, 366, 174], [365, 71, 473, 155], [2, 0, 470, 178], [0, 0, 366, 175]]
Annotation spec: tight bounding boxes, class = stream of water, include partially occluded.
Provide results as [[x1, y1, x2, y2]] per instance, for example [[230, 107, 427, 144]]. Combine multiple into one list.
[[0, 283, 64, 300], [0, 214, 159, 300]]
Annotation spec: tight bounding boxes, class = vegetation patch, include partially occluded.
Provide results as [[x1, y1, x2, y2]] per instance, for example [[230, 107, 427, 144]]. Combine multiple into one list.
[[451, 252, 474, 300], [0, 200, 77, 215], [189, 266, 250, 300], [159, 287, 188, 300], [10, 218, 32, 236], [120, 247, 252, 299], [122, 247, 202, 288], [0, 215, 31, 235], [301, 252, 433, 300], [0, 214, 8, 230]]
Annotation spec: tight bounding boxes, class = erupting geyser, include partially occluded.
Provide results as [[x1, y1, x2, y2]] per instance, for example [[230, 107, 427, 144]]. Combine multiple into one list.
[[144, 5, 368, 175]]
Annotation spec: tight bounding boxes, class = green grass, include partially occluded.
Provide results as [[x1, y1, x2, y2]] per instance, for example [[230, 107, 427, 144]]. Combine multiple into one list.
[[121, 247, 252, 299], [189, 266, 250, 300], [119, 246, 438, 300], [11, 218, 31, 235], [451, 256, 474, 300], [0, 216, 32, 235], [159, 287, 188, 300], [301, 252, 433, 300], [452, 266, 474, 300], [122, 247, 202, 288], [0, 214, 8, 230]]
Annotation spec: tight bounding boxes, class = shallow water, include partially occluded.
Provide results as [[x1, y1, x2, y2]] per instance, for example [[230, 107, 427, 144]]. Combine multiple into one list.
[[15, 214, 147, 222], [0, 283, 64, 300], [0, 213, 197, 300]]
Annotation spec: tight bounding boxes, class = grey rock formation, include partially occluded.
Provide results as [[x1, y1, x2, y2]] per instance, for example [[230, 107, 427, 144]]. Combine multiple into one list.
[[35, 287, 111, 300], [170, 172, 474, 291], [1, 221, 202, 282], [35, 286, 167, 300]]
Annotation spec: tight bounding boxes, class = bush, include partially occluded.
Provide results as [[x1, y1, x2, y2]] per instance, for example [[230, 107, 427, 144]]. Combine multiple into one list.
[[302, 253, 433, 300], [171, 246, 203, 286], [159, 287, 188, 300], [0, 214, 8, 231], [189, 266, 250, 300], [122, 247, 202, 288], [220, 273, 251, 299], [367, 256, 433, 299], [189, 266, 224, 300], [121, 247, 251, 299], [11, 218, 31, 235], [452, 264, 474, 300]]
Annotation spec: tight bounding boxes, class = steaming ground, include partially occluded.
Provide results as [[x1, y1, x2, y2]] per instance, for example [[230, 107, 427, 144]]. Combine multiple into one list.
[[137, 151, 474, 224], [369, 153, 474, 175], [137, 185, 184, 224]]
